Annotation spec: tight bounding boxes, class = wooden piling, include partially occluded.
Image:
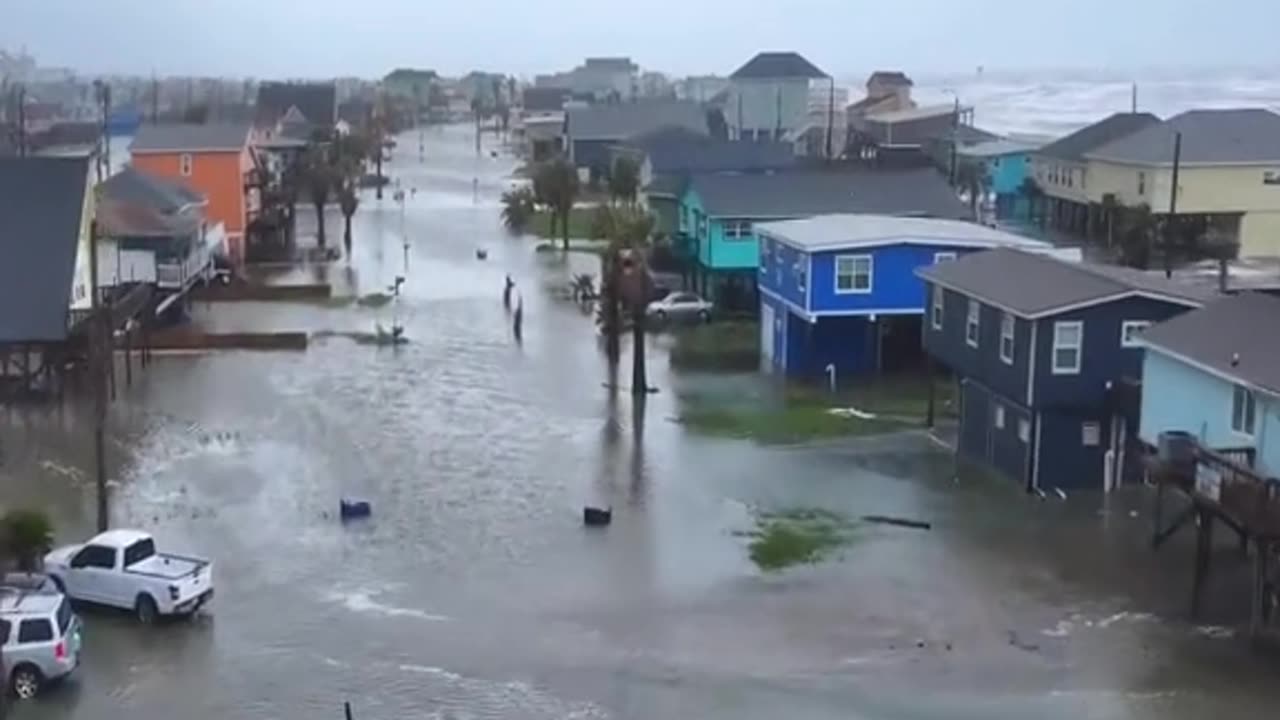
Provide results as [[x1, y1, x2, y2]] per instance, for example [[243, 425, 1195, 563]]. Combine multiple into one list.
[[1191, 509, 1214, 620]]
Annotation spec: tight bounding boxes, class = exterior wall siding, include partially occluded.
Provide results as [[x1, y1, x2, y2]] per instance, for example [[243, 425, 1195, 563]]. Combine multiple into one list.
[[1038, 409, 1109, 491], [958, 380, 1033, 488], [759, 234, 809, 313], [808, 244, 975, 315], [1239, 210, 1280, 257], [707, 218, 762, 269], [921, 283, 1032, 406], [132, 150, 247, 255], [1033, 157, 1089, 204], [988, 152, 1033, 196], [1032, 296, 1194, 409], [1086, 162, 1280, 215], [1139, 350, 1280, 477], [727, 78, 811, 139]]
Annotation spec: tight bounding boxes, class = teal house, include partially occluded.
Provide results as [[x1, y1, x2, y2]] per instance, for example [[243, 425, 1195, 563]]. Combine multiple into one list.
[[677, 168, 969, 311], [957, 138, 1049, 221]]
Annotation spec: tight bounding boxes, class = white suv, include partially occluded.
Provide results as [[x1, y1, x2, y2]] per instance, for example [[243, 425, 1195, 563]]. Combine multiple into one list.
[[0, 577, 82, 699]]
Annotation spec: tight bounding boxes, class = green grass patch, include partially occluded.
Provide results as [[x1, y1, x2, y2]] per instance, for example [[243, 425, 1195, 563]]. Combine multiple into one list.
[[785, 374, 957, 422], [679, 404, 907, 444], [744, 508, 858, 572], [669, 321, 760, 371], [531, 207, 596, 240], [533, 239, 610, 255]]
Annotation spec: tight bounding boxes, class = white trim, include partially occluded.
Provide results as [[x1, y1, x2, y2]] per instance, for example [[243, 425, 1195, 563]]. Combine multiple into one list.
[[810, 307, 923, 318], [930, 285, 943, 330], [834, 254, 873, 295], [999, 312, 1015, 365], [1051, 320, 1083, 375], [1032, 411, 1043, 490], [965, 298, 980, 348], [759, 285, 813, 322], [1026, 321, 1038, 406], [994, 403, 1006, 429], [934, 251, 957, 264], [1231, 383, 1258, 438], [1120, 320, 1150, 348], [917, 276, 1203, 320], [179, 153, 194, 177], [805, 252, 813, 313], [764, 233, 1047, 254]]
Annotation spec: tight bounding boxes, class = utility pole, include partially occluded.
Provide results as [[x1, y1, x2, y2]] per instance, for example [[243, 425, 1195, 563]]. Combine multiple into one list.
[[824, 77, 835, 161], [1163, 132, 1183, 278], [88, 221, 110, 532], [16, 84, 26, 157], [150, 75, 159, 124], [948, 94, 960, 185], [1131, 83, 1138, 113]]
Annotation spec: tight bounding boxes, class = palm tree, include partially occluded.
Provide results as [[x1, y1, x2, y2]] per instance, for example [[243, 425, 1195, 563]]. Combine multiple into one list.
[[1018, 177, 1043, 225], [542, 159, 580, 251], [531, 162, 557, 237], [500, 187, 536, 232], [2, 509, 53, 572], [339, 183, 359, 255], [595, 206, 656, 369], [1117, 203, 1156, 269], [303, 146, 336, 248], [956, 160, 989, 220], [608, 154, 641, 206]]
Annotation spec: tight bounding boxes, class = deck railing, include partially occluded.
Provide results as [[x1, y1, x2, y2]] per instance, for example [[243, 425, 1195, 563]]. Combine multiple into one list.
[[1148, 441, 1280, 538]]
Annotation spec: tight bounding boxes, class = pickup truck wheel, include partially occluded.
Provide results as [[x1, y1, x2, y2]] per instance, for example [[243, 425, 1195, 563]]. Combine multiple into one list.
[[10, 665, 42, 700], [135, 594, 158, 624]]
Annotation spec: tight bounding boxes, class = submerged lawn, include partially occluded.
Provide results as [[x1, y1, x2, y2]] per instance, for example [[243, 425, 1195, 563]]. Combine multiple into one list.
[[743, 508, 859, 572], [530, 208, 595, 240]]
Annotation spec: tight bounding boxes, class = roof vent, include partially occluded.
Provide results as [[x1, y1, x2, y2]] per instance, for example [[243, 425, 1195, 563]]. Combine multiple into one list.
[[1231, 352, 1240, 367]]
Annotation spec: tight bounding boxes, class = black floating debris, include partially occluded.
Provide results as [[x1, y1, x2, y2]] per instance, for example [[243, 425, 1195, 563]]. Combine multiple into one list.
[[475, 248, 488, 260], [340, 499, 372, 521], [583, 506, 612, 527], [861, 515, 932, 531]]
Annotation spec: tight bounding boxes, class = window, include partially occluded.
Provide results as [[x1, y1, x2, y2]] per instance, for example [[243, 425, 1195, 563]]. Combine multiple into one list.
[[1137, 171, 1147, 195], [0, 619, 9, 644], [56, 598, 72, 635], [835, 255, 872, 294], [933, 251, 957, 264], [124, 538, 156, 567], [1265, 170, 1280, 186], [1120, 320, 1150, 348], [179, 153, 193, 177], [1018, 418, 1031, 443], [1000, 312, 1015, 364], [794, 260, 807, 294], [760, 238, 770, 274], [965, 299, 980, 348], [1051, 321, 1083, 374], [1082, 422, 1101, 447], [17, 619, 53, 644], [1232, 384, 1257, 436], [931, 286, 944, 330], [994, 404, 1006, 429], [71, 544, 115, 569]]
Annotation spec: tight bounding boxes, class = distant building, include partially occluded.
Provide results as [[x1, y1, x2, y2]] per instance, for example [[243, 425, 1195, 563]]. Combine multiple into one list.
[[518, 87, 572, 161], [957, 137, 1052, 221], [254, 81, 338, 142], [638, 71, 673, 98], [565, 100, 709, 180], [725, 52, 829, 146], [536, 58, 637, 102], [675, 76, 730, 103], [1082, 109, 1280, 257]]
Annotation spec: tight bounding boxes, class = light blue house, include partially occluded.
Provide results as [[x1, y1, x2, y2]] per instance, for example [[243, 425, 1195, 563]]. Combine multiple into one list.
[[957, 138, 1049, 221], [678, 168, 971, 313], [1140, 293, 1280, 477], [755, 215, 1058, 380]]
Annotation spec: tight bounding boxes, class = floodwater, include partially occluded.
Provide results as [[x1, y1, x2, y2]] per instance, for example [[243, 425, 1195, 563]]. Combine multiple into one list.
[[2, 124, 1279, 719]]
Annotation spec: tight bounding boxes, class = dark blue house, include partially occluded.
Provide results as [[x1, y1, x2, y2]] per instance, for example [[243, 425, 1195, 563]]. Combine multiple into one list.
[[756, 215, 1058, 380], [917, 249, 1210, 492]]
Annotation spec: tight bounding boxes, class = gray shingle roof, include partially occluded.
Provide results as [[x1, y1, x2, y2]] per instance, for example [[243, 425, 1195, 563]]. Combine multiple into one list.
[[917, 247, 1211, 319], [255, 81, 337, 128], [1141, 293, 1280, 397], [0, 156, 91, 342], [522, 87, 571, 113], [566, 101, 708, 141], [130, 123, 250, 153], [1086, 109, 1280, 165], [687, 168, 970, 219], [1036, 112, 1160, 162], [100, 167, 203, 214], [730, 52, 828, 80]]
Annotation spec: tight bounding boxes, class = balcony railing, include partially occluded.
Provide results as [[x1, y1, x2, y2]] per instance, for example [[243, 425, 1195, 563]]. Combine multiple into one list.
[[1148, 441, 1280, 538]]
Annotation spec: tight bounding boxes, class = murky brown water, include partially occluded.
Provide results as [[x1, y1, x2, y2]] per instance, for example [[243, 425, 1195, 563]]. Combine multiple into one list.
[[2, 124, 1278, 719]]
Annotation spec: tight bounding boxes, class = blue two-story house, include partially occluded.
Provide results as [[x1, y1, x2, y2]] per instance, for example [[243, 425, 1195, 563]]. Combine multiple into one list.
[[679, 168, 970, 312], [756, 215, 1056, 380], [918, 249, 1209, 492], [1139, 293, 1280, 478]]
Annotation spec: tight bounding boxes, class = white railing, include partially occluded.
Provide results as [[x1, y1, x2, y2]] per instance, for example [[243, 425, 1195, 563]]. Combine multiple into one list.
[[155, 223, 224, 289]]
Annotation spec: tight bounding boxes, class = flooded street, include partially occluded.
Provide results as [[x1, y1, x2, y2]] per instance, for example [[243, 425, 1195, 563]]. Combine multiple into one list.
[[3, 124, 1279, 719]]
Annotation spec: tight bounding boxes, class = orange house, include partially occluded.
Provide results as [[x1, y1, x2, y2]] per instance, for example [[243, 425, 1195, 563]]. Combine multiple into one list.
[[129, 124, 256, 262]]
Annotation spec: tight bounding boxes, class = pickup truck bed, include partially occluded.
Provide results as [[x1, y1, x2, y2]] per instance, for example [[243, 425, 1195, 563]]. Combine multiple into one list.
[[126, 554, 206, 580]]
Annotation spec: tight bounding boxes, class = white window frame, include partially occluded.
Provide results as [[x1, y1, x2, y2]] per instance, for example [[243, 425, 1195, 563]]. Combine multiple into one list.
[[1137, 171, 1147, 195], [1120, 320, 1150, 348], [965, 299, 980, 348], [759, 238, 770, 275], [934, 251, 957, 264], [834, 254, 872, 295], [1082, 421, 1101, 446], [994, 404, 1005, 429], [1232, 384, 1257, 437], [1051, 321, 1083, 375], [179, 153, 194, 177], [999, 312, 1015, 365], [1017, 418, 1031, 443], [931, 285, 943, 330]]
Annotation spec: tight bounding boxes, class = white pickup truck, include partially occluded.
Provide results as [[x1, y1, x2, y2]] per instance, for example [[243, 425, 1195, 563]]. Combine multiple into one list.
[[44, 530, 213, 623]]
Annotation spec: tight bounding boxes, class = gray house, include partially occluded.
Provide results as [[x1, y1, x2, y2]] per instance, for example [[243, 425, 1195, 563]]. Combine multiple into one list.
[[564, 100, 708, 181], [725, 52, 828, 144]]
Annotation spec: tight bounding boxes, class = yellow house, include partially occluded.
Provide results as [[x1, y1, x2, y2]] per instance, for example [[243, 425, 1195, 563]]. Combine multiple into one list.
[[1031, 112, 1159, 234], [1083, 109, 1280, 257]]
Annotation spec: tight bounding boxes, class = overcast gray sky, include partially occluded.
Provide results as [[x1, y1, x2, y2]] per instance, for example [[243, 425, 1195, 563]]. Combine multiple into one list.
[[3, 0, 1277, 79]]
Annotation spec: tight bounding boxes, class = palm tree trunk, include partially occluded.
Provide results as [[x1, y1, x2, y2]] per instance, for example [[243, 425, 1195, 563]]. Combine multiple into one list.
[[315, 203, 326, 247], [561, 205, 570, 252], [375, 151, 384, 200], [343, 213, 353, 253], [631, 301, 647, 394]]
